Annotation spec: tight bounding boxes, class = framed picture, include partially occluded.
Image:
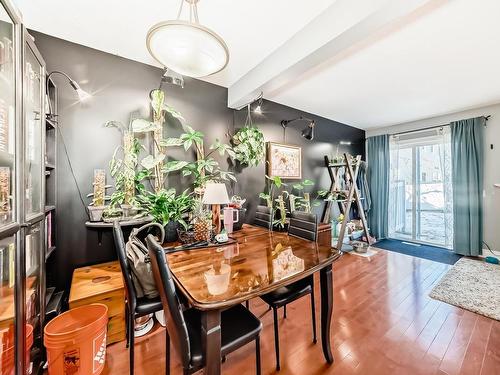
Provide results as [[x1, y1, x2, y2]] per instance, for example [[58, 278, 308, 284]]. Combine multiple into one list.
[[267, 142, 302, 179]]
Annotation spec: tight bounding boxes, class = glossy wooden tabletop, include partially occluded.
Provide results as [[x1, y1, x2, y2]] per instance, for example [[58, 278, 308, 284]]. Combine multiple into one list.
[[165, 224, 341, 310]]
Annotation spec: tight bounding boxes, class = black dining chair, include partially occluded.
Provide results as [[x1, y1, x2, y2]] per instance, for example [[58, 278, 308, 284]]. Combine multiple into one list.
[[260, 211, 318, 371], [112, 221, 164, 375], [146, 234, 263, 375], [253, 205, 273, 229]]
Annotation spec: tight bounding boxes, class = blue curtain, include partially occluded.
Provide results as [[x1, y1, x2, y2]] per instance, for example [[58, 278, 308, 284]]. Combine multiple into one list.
[[451, 116, 485, 256], [366, 134, 390, 240]]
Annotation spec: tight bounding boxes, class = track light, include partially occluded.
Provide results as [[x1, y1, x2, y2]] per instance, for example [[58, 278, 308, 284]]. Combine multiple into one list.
[[281, 116, 315, 141]]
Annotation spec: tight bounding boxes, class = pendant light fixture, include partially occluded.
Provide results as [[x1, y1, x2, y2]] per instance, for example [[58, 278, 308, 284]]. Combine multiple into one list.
[[146, 0, 229, 78]]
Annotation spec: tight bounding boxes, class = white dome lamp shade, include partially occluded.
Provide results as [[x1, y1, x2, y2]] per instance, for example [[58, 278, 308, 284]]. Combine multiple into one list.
[[146, 0, 229, 78]]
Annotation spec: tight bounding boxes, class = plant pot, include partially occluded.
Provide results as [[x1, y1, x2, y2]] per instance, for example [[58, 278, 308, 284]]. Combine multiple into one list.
[[232, 208, 246, 231], [164, 221, 179, 243], [121, 204, 138, 219], [88, 206, 107, 222]]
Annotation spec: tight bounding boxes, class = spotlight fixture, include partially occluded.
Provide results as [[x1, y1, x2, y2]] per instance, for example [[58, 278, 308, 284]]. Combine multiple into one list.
[[253, 95, 263, 114], [46, 71, 91, 102], [281, 116, 315, 142], [146, 0, 229, 78]]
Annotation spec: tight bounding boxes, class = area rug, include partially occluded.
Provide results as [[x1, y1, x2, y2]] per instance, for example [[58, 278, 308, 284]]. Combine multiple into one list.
[[429, 258, 500, 320]]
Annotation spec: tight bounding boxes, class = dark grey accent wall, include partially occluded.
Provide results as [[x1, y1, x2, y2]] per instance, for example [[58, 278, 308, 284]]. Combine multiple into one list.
[[31, 31, 365, 291]]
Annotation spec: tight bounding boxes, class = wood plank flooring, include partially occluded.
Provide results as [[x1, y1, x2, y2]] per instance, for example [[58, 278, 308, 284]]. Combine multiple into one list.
[[103, 250, 500, 375]]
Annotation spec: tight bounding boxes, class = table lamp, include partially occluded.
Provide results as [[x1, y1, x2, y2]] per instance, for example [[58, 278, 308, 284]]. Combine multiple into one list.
[[202, 183, 230, 234]]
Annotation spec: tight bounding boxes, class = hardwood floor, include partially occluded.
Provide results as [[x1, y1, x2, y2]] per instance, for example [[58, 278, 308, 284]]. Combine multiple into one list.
[[103, 250, 500, 375]]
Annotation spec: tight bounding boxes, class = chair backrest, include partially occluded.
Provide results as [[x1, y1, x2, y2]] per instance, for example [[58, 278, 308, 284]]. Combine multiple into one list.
[[288, 211, 317, 241], [112, 221, 138, 309], [146, 234, 192, 369], [254, 205, 273, 229]]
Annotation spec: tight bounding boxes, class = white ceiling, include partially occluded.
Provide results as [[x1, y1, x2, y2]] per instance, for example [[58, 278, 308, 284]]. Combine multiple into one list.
[[14, 0, 335, 87], [13, 0, 500, 130], [268, 0, 500, 129]]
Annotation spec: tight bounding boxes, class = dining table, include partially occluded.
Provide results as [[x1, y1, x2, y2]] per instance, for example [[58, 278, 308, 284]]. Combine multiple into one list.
[[164, 224, 341, 375]]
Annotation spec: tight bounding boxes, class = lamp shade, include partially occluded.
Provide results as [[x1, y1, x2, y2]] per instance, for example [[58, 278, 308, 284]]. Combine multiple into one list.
[[202, 183, 230, 204]]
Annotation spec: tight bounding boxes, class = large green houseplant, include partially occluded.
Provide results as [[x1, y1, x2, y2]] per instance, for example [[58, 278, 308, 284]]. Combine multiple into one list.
[[136, 188, 194, 242]]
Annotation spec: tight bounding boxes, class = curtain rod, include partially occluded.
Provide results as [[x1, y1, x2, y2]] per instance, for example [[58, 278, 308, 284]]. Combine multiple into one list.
[[392, 115, 490, 137]]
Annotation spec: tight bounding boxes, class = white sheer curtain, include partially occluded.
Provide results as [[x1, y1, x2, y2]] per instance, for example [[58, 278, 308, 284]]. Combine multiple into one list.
[[388, 127, 453, 248], [388, 136, 402, 238], [439, 127, 454, 248]]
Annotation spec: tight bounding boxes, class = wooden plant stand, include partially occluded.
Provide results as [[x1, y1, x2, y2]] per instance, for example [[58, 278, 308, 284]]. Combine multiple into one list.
[[321, 153, 372, 250]]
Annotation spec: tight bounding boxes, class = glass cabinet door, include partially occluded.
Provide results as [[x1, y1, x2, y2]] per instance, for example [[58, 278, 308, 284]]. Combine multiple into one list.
[[25, 222, 42, 373], [0, 2, 17, 374], [0, 2, 16, 229], [0, 235, 17, 375], [24, 43, 43, 219]]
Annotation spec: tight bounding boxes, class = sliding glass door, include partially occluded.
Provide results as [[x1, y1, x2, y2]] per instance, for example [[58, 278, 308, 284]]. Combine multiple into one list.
[[388, 128, 453, 248]]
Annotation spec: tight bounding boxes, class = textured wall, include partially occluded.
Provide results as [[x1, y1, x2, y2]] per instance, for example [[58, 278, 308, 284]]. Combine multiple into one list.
[[31, 31, 365, 291]]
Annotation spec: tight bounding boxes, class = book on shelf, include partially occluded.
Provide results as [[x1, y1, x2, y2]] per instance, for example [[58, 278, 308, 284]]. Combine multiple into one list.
[[0, 166, 11, 223], [8, 242, 14, 288], [46, 212, 52, 248], [0, 98, 8, 153]]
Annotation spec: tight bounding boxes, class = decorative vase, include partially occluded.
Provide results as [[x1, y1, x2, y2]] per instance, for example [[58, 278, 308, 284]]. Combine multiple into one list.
[[164, 220, 179, 243]]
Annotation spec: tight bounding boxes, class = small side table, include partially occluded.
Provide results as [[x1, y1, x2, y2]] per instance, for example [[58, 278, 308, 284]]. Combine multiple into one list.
[[69, 261, 125, 344]]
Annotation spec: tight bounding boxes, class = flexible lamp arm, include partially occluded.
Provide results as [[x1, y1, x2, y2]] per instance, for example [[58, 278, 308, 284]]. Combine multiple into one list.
[[281, 116, 315, 128], [281, 116, 315, 142], [46, 71, 91, 113], [46, 70, 80, 92]]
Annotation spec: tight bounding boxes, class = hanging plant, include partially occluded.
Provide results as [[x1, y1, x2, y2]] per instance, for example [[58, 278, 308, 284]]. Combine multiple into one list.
[[232, 103, 265, 167], [232, 126, 265, 167]]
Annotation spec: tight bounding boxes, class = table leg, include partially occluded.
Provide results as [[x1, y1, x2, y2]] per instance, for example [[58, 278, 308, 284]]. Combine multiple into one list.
[[201, 309, 222, 375], [320, 265, 334, 363]]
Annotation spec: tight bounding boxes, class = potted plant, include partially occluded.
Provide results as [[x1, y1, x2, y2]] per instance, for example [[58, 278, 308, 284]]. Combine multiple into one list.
[[104, 117, 143, 216], [86, 169, 113, 222], [232, 126, 265, 167], [137, 188, 193, 242], [259, 175, 289, 230]]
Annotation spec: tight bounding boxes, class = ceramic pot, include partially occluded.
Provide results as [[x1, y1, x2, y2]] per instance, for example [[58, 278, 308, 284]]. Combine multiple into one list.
[[164, 220, 179, 243], [88, 206, 106, 222]]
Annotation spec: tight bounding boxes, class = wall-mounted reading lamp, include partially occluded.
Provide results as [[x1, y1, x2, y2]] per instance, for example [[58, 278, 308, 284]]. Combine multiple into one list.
[[46, 71, 91, 119], [281, 116, 315, 142], [46, 71, 91, 102]]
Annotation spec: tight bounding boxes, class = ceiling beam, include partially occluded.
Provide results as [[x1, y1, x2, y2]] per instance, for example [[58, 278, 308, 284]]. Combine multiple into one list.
[[227, 0, 441, 109]]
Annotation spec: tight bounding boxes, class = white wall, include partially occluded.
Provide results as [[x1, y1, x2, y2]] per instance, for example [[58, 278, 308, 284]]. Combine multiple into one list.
[[366, 103, 500, 253]]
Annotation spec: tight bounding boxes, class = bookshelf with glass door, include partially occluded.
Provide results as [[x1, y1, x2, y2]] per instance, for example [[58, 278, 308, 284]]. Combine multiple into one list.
[[0, 1, 48, 374]]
